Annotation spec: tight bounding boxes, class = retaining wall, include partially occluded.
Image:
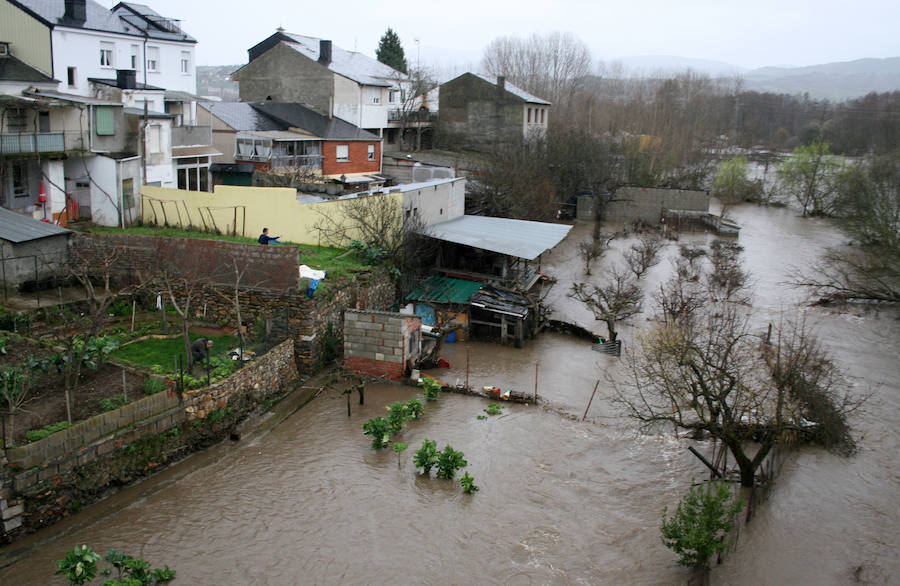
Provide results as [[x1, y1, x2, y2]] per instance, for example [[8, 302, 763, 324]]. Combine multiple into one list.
[[0, 338, 298, 540]]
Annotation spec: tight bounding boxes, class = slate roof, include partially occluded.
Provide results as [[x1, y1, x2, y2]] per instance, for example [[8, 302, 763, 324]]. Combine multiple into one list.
[[406, 276, 484, 305], [11, 0, 195, 42], [0, 206, 70, 244], [281, 33, 404, 87], [0, 54, 58, 83], [199, 101, 282, 132], [251, 102, 380, 140], [465, 73, 551, 105]]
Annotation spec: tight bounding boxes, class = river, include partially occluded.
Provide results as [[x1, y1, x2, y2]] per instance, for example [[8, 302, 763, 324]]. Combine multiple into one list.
[[1, 204, 897, 584]]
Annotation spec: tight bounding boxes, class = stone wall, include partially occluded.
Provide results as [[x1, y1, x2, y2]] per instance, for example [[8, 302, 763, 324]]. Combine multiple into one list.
[[604, 187, 710, 224], [0, 338, 298, 540], [343, 309, 422, 381]]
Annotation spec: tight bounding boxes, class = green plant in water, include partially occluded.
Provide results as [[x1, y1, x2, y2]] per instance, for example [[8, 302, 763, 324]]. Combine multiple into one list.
[[484, 403, 502, 416], [660, 481, 744, 570], [386, 401, 409, 435], [56, 545, 101, 585], [476, 415, 487, 420], [436, 444, 467, 480], [405, 398, 424, 419], [413, 438, 438, 475], [363, 416, 391, 449], [419, 377, 441, 400], [460, 471, 479, 494], [393, 442, 407, 468]]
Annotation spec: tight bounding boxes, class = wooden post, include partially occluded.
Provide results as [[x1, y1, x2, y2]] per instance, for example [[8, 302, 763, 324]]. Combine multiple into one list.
[[465, 343, 470, 390], [122, 369, 127, 400], [534, 361, 539, 403], [346, 391, 351, 417], [582, 379, 601, 421], [130, 298, 136, 333]]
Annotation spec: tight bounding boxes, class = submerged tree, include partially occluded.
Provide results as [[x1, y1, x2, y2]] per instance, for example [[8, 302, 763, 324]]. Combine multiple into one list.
[[570, 266, 643, 342], [794, 152, 900, 303], [625, 234, 665, 279], [778, 139, 842, 217], [376, 28, 407, 73], [619, 265, 861, 487], [713, 156, 759, 217]]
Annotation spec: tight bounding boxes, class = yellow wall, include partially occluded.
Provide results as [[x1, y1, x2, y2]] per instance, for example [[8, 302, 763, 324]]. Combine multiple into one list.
[[141, 185, 403, 246], [0, 2, 52, 75]]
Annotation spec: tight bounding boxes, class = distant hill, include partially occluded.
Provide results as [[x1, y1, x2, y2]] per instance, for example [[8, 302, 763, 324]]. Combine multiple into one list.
[[742, 57, 900, 100], [197, 65, 240, 101], [610, 55, 747, 76]]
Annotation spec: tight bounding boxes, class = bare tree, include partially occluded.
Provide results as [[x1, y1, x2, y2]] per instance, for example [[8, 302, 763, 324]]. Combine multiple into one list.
[[653, 261, 707, 328], [49, 243, 138, 422], [625, 234, 665, 278], [706, 240, 750, 303], [482, 31, 591, 110], [570, 266, 643, 342], [618, 305, 860, 487], [155, 258, 209, 373], [389, 67, 438, 151], [1, 367, 29, 447]]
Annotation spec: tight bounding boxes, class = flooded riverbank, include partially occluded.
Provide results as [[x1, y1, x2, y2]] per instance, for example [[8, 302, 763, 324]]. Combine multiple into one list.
[[1, 203, 897, 584]]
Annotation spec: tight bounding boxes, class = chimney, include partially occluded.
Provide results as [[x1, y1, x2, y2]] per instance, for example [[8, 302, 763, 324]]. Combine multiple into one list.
[[116, 69, 136, 90], [497, 76, 506, 92], [64, 0, 87, 23], [318, 40, 332, 65]]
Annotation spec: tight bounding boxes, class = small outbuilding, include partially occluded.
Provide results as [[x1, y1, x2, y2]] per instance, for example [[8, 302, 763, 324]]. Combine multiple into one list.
[[0, 207, 70, 290]]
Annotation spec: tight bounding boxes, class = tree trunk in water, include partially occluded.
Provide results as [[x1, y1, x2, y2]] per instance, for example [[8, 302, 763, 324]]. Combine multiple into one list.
[[183, 320, 193, 373]]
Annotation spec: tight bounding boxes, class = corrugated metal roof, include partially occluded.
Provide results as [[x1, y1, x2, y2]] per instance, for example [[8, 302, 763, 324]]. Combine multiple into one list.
[[0, 206, 70, 243], [25, 89, 122, 105], [171, 145, 221, 158], [406, 276, 483, 304], [421, 215, 571, 261], [281, 33, 404, 87], [468, 73, 552, 105]]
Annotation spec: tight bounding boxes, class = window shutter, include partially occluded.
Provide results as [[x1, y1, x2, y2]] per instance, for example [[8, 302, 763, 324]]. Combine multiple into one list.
[[95, 107, 115, 136]]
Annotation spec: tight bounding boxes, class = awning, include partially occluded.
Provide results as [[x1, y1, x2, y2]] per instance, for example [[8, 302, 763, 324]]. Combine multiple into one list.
[[406, 276, 484, 304], [420, 215, 572, 261], [172, 146, 222, 158]]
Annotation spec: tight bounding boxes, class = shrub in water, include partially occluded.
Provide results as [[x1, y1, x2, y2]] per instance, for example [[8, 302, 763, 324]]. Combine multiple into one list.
[[460, 471, 479, 494], [436, 445, 467, 480], [413, 438, 438, 475], [363, 417, 391, 449]]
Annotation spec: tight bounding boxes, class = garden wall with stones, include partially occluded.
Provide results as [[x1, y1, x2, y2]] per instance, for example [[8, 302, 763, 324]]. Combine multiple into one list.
[[0, 338, 298, 542]]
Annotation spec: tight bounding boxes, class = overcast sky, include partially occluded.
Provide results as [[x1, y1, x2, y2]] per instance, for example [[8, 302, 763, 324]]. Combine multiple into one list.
[[110, 0, 898, 71]]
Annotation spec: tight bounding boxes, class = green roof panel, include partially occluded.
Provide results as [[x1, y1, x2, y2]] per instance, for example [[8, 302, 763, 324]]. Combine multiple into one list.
[[406, 276, 483, 305]]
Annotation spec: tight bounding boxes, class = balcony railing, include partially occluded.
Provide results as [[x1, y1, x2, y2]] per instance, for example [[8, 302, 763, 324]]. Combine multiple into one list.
[[270, 154, 323, 172], [388, 109, 437, 123], [1, 132, 66, 155]]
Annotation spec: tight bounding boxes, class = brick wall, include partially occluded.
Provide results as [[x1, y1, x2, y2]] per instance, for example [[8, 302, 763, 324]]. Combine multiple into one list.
[[72, 233, 300, 291], [343, 309, 421, 381], [604, 187, 710, 224], [322, 140, 381, 176]]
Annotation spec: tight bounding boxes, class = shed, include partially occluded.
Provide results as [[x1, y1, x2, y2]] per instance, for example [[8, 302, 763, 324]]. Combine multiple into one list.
[[405, 275, 483, 340], [0, 207, 71, 289]]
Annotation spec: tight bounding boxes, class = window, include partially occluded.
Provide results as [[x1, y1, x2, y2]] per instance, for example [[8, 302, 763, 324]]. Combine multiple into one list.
[[12, 162, 30, 198], [0, 43, 9, 56], [541, 109, 545, 124], [367, 144, 375, 161], [336, 144, 349, 162], [7, 108, 27, 132], [389, 89, 401, 103], [176, 157, 210, 192], [122, 178, 135, 208], [180, 51, 190, 74], [67, 66, 77, 87], [130, 45, 139, 70], [100, 42, 114, 68], [146, 46, 159, 72], [372, 96, 380, 104], [95, 107, 115, 136], [38, 111, 50, 133], [527, 108, 532, 123]]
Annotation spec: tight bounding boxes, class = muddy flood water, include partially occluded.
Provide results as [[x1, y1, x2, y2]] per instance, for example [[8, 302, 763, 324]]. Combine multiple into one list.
[[1, 204, 898, 584]]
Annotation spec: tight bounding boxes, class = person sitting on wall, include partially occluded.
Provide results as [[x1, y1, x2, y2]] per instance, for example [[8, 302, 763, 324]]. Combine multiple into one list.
[[191, 338, 213, 365], [258, 227, 280, 245]]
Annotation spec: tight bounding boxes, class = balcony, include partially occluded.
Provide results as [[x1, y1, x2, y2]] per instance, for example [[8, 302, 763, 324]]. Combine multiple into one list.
[[270, 154, 323, 172], [0, 132, 66, 155], [388, 109, 437, 124], [171, 125, 212, 147]]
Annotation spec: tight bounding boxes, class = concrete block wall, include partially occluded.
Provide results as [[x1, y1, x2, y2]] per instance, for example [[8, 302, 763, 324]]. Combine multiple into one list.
[[604, 187, 710, 224], [343, 309, 421, 381]]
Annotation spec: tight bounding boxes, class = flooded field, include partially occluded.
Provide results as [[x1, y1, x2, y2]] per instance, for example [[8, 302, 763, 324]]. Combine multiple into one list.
[[1, 204, 897, 584]]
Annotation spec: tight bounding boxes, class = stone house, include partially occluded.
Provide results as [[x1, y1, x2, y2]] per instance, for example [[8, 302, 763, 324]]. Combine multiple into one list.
[[231, 32, 413, 145], [438, 72, 550, 150]]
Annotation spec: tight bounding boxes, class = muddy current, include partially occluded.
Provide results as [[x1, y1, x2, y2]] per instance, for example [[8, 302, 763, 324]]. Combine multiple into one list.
[[1, 204, 897, 584]]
